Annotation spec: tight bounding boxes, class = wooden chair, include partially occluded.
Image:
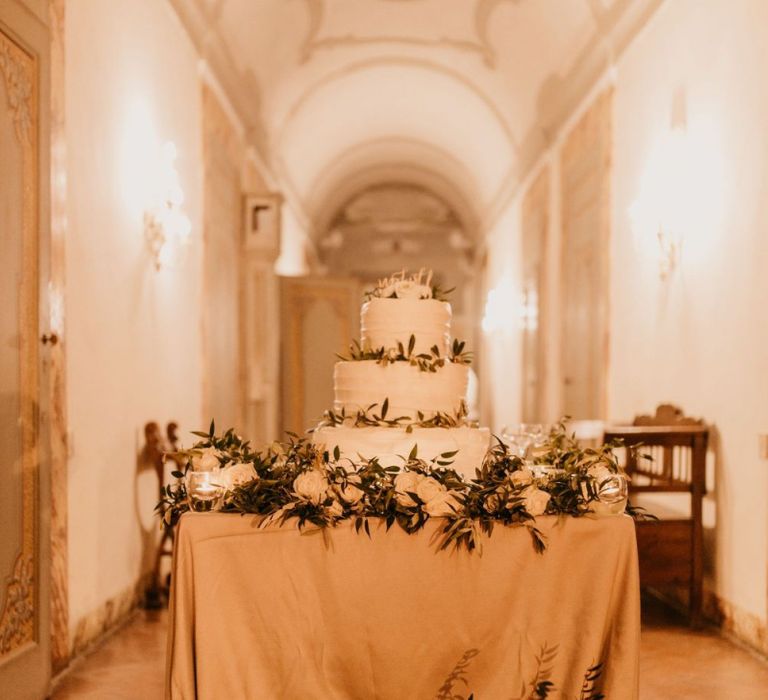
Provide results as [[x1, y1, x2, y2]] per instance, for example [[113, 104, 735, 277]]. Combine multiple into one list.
[[140, 420, 181, 608], [603, 404, 708, 626]]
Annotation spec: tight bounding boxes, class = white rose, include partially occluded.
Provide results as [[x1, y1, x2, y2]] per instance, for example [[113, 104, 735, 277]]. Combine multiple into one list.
[[394, 280, 432, 300], [218, 462, 258, 491], [325, 500, 344, 518], [509, 468, 534, 488], [587, 464, 614, 485], [394, 470, 424, 507], [485, 491, 502, 513], [192, 447, 221, 472], [522, 487, 551, 516], [337, 482, 364, 505], [293, 470, 329, 505], [424, 490, 461, 517], [416, 476, 446, 504]]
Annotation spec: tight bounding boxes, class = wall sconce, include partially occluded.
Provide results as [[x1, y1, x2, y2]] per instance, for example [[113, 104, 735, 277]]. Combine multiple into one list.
[[656, 227, 680, 280], [629, 126, 688, 280], [144, 142, 191, 270]]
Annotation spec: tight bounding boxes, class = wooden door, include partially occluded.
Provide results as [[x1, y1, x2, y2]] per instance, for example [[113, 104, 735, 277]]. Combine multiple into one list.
[[521, 168, 549, 423], [0, 2, 52, 696], [280, 277, 359, 436], [560, 89, 612, 420]]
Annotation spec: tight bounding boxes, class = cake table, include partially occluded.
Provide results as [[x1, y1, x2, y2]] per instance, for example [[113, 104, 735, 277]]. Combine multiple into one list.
[[165, 513, 640, 699]]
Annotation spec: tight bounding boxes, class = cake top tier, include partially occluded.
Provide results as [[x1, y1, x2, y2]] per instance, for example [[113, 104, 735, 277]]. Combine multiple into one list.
[[358, 269, 458, 355], [361, 298, 452, 355]]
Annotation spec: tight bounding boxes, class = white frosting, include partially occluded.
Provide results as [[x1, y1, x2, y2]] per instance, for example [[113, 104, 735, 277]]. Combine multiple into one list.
[[313, 425, 490, 479], [334, 361, 468, 419], [361, 298, 451, 355]]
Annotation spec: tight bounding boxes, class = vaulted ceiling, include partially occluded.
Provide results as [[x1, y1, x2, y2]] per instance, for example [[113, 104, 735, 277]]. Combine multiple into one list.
[[172, 0, 661, 237]]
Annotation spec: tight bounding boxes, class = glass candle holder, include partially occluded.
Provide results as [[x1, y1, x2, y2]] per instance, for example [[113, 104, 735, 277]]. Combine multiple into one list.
[[186, 471, 224, 512], [592, 474, 629, 516]]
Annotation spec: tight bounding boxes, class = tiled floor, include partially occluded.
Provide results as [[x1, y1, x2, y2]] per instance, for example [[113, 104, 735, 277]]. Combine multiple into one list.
[[50, 610, 167, 700], [639, 599, 768, 699], [50, 600, 768, 699]]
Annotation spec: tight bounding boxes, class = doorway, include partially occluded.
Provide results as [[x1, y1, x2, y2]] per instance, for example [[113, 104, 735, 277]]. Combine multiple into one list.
[[559, 89, 613, 420]]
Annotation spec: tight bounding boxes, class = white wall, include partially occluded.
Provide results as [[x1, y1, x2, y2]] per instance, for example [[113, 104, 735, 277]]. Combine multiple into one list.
[[483, 0, 768, 641], [65, 0, 203, 642], [480, 198, 523, 432], [609, 0, 768, 626]]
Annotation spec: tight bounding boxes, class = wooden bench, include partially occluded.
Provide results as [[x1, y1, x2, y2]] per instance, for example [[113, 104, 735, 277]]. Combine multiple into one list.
[[603, 405, 708, 626]]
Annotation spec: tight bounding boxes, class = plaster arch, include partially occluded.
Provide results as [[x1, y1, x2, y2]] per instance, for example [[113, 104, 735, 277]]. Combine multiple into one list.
[[305, 136, 482, 239], [275, 57, 517, 210], [279, 55, 516, 146]]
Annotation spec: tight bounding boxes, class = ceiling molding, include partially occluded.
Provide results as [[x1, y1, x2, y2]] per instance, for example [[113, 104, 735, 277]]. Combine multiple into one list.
[[305, 133, 480, 197], [338, 184, 456, 227], [168, 0, 272, 175], [198, 59, 245, 141], [309, 160, 482, 240], [481, 0, 665, 233], [474, 0, 521, 66], [302, 34, 494, 64], [298, 0, 510, 66]]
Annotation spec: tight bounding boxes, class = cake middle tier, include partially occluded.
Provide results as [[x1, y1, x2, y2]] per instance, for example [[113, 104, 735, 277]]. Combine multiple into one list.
[[333, 360, 469, 419], [360, 298, 452, 355], [312, 425, 491, 479]]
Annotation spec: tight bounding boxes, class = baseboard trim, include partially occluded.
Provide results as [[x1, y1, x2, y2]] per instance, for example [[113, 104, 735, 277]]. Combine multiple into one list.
[[645, 584, 768, 661], [49, 572, 153, 694]]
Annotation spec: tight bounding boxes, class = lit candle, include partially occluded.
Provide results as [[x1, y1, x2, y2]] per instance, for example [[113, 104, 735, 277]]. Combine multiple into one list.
[[187, 472, 223, 512]]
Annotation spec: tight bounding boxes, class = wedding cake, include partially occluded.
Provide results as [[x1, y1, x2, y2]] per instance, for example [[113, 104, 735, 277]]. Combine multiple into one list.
[[312, 270, 490, 478]]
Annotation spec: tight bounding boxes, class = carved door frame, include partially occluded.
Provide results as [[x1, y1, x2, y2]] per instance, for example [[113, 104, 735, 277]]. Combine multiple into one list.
[[0, 0, 56, 696]]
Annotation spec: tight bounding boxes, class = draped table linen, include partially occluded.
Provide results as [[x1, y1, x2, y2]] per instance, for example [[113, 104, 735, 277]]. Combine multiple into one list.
[[166, 513, 640, 699]]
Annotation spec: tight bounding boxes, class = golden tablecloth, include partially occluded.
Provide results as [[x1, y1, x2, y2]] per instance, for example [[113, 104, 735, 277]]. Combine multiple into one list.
[[166, 513, 640, 699]]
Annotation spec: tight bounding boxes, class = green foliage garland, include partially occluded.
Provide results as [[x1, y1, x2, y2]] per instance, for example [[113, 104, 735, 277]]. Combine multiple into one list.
[[157, 421, 651, 554]]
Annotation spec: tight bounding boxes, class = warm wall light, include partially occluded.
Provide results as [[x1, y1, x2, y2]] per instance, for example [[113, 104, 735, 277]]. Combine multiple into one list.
[[482, 275, 520, 334], [629, 126, 688, 279], [629, 120, 723, 280], [143, 141, 191, 270]]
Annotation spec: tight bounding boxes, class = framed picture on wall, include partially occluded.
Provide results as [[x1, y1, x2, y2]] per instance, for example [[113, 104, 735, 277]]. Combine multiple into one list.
[[243, 193, 282, 253]]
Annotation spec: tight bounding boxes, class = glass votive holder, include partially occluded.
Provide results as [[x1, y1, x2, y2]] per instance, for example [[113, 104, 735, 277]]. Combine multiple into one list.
[[592, 474, 628, 516], [186, 471, 224, 512]]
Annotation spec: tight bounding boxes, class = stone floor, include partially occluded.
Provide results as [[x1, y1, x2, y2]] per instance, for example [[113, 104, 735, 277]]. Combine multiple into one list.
[[50, 598, 768, 699]]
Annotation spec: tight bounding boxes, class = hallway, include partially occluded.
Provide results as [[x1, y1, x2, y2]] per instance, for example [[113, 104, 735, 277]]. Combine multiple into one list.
[[3, 0, 768, 695]]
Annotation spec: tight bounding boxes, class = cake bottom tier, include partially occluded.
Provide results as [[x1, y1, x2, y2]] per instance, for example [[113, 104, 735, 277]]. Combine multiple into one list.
[[312, 425, 490, 479]]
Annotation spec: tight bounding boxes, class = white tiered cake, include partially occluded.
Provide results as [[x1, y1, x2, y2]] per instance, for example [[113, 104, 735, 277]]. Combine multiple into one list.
[[312, 272, 490, 478]]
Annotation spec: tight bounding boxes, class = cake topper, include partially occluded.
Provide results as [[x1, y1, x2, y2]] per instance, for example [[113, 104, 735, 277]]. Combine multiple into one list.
[[364, 268, 454, 302]]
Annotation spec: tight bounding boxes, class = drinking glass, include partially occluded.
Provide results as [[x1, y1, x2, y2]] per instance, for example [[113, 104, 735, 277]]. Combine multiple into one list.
[[500, 426, 532, 458], [519, 423, 545, 445]]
